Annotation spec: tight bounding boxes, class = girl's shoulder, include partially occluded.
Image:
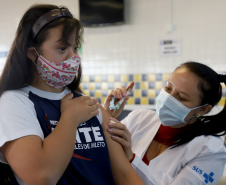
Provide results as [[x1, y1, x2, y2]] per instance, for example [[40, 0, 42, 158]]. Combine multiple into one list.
[[0, 88, 30, 104], [0, 88, 37, 117]]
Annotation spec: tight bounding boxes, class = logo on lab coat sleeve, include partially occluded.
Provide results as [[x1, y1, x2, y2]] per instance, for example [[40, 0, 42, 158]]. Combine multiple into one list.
[[203, 172, 214, 184], [192, 166, 214, 184]]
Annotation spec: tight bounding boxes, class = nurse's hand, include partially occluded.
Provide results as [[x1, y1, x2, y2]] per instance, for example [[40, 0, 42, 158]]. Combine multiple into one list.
[[104, 82, 134, 118], [107, 117, 134, 161]]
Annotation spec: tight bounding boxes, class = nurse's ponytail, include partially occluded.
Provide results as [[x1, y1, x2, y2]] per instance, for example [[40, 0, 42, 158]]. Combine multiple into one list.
[[200, 74, 226, 135], [172, 62, 226, 147]]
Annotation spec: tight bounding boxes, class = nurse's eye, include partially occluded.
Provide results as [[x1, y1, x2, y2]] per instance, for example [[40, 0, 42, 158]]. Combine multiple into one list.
[[178, 96, 186, 101], [164, 86, 172, 92]]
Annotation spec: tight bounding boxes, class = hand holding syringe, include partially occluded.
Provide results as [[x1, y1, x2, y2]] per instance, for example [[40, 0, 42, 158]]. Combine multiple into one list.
[[109, 88, 133, 110]]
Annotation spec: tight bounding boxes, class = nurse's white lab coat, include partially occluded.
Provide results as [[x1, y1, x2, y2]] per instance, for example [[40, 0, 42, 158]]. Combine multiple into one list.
[[121, 109, 226, 185]]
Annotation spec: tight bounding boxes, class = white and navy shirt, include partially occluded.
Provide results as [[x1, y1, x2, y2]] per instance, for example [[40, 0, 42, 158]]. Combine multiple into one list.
[[0, 86, 114, 185]]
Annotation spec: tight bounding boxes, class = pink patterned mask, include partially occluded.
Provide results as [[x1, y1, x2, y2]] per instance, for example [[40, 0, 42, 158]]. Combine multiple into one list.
[[35, 51, 81, 89]]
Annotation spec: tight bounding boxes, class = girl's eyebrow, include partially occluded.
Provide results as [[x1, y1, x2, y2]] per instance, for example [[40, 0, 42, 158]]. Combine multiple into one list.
[[55, 38, 64, 43], [55, 39, 70, 46]]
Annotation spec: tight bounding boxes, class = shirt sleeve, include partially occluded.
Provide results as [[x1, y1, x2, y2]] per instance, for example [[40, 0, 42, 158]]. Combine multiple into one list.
[[96, 108, 103, 124], [0, 91, 44, 162], [131, 145, 226, 185], [170, 147, 226, 185]]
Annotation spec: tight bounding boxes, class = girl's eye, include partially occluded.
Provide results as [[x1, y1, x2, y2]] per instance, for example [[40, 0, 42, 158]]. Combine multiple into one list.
[[59, 47, 66, 51], [74, 47, 78, 51]]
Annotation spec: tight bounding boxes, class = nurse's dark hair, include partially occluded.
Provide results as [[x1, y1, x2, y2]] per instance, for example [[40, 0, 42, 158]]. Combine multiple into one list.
[[0, 4, 84, 97], [172, 61, 226, 147], [0, 4, 83, 184]]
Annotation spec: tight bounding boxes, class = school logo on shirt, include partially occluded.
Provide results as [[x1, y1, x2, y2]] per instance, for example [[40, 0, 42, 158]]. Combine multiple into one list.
[[192, 166, 215, 184], [74, 122, 105, 150], [49, 120, 106, 150]]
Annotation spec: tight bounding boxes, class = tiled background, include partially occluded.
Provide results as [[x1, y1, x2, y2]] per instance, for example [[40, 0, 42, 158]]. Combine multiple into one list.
[[81, 73, 168, 105], [80, 73, 226, 107]]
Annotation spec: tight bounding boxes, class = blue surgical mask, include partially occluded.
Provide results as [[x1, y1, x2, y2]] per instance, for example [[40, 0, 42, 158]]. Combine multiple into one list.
[[156, 88, 207, 126]]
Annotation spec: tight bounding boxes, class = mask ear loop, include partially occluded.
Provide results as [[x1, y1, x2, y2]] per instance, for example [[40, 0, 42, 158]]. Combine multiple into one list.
[[33, 47, 40, 56], [183, 104, 208, 122], [31, 47, 40, 66]]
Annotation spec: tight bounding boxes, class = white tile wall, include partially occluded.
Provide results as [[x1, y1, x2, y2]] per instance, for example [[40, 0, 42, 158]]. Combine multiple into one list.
[[1, 0, 226, 74], [81, 0, 226, 75]]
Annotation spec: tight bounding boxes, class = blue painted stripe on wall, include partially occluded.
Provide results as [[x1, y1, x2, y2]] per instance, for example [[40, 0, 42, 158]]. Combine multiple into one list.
[[0, 51, 8, 58]]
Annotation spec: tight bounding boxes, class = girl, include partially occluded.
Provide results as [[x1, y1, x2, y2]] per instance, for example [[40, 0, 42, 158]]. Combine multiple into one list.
[[0, 4, 144, 185], [106, 62, 226, 185]]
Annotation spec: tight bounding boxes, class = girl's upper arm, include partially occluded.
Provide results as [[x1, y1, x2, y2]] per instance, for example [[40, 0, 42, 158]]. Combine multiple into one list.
[[0, 92, 43, 150], [1, 135, 47, 183], [100, 106, 145, 185], [0, 92, 47, 183]]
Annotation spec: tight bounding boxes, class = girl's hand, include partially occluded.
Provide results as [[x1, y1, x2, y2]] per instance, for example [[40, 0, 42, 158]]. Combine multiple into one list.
[[107, 117, 134, 161], [104, 82, 134, 118], [61, 93, 100, 126]]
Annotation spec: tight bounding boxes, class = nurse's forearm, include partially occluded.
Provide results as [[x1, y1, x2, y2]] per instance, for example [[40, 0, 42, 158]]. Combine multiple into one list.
[[100, 106, 145, 185]]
